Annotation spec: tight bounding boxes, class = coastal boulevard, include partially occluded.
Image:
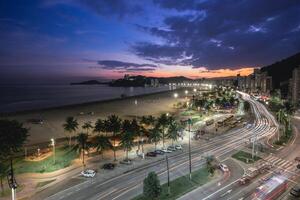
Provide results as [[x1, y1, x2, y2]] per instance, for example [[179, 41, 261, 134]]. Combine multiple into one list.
[[32, 92, 278, 200]]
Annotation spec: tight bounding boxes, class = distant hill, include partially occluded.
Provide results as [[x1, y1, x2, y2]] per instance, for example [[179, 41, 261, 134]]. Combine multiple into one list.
[[261, 52, 300, 89], [70, 80, 109, 85]]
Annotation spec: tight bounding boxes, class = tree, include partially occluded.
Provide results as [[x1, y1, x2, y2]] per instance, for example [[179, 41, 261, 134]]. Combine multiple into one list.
[[82, 121, 93, 135], [0, 119, 29, 193], [107, 115, 122, 161], [63, 117, 79, 146], [0, 161, 9, 195], [92, 135, 112, 159], [120, 120, 134, 161], [131, 119, 142, 154], [94, 119, 104, 135], [143, 172, 161, 200], [206, 156, 215, 176], [158, 113, 169, 148], [167, 122, 180, 146], [74, 133, 89, 167], [149, 124, 162, 150]]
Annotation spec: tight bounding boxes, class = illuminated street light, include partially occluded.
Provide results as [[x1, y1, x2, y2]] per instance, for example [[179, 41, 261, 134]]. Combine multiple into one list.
[[185, 90, 189, 95], [193, 88, 197, 92], [174, 93, 178, 98], [51, 138, 55, 164]]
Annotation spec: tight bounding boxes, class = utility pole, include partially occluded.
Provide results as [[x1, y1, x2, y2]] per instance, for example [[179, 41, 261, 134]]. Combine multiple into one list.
[[166, 155, 170, 195], [51, 138, 55, 164], [188, 118, 192, 180]]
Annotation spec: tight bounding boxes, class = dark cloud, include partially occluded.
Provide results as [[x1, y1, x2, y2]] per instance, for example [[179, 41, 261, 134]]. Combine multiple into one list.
[[134, 0, 300, 69], [96, 60, 158, 72], [77, 0, 143, 18]]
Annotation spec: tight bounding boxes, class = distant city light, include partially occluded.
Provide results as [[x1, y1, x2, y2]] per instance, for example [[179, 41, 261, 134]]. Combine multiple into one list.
[[174, 93, 178, 98]]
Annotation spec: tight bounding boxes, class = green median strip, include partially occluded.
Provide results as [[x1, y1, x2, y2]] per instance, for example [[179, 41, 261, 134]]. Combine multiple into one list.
[[133, 167, 214, 200], [232, 150, 261, 164]]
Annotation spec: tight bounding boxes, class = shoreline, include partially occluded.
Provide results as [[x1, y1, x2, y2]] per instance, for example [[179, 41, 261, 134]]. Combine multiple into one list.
[[1, 88, 187, 144], [0, 87, 184, 116]]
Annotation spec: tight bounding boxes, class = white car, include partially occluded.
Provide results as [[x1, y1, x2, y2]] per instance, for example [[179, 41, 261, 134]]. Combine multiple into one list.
[[161, 148, 172, 153], [167, 146, 176, 151], [219, 164, 229, 172], [175, 144, 183, 150], [81, 169, 96, 178]]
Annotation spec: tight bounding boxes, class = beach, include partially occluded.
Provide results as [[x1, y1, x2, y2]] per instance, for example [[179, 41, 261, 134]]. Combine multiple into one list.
[[1, 89, 185, 145]]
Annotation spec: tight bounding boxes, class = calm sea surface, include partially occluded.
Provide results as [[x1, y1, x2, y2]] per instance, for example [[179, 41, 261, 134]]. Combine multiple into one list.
[[0, 84, 174, 113]]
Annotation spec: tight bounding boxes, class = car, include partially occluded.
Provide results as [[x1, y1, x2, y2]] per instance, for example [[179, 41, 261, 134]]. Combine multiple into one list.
[[219, 164, 229, 172], [120, 159, 132, 165], [154, 150, 164, 155], [81, 169, 96, 178], [102, 163, 116, 170], [175, 144, 183, 150], [290, 185, 300, 198], [167, 146, 176, 151], [146, 152, 157, 157], [161, 148, 172, 153]]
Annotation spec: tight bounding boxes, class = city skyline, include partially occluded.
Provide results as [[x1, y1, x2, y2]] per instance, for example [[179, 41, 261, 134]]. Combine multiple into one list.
[[1, 0, 300, 84]]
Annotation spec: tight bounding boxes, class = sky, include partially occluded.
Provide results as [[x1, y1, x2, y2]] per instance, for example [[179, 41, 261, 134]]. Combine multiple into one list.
[[0, 0, 300, 84]]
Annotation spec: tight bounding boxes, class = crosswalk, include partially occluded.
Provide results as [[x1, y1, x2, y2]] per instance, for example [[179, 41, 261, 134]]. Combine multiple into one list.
[[259, 155, 299, 179]]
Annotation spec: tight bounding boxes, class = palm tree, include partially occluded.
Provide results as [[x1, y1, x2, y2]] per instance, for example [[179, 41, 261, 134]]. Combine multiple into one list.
[[149, 124, 162, 150], [158, 113, 169, 148], [104, 119, 110, 136], [63, 117, 79, 146], [131, 119, 142, 154], [82, 121, 93, 135], [107, 115, 122, 161], [92, 135, 112, 159], [74, 133, 89, 167], [120, 120, 134, 161], [167, 122, 180, 146], [94, 119, 104, 135]]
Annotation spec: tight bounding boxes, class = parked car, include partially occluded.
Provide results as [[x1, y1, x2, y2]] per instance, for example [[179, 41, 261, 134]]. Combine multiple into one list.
[[102, 163, 116, 170], [161, 148, 172, 153], [154, 150, 164, 155], [290, 185, 300, 198], [120, 159, 132, 165], [146, 152, 157, 157], [167, 146, 176, 151], [175, 144, 183, 150], [81, 169, 96, 178], [219, 164, 229, 172]]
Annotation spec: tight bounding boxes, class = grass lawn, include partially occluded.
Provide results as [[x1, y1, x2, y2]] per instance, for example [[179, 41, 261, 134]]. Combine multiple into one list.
[[133, 167, 213, 200], [232, 151, 261, 164], [14, 146, 78, 174], [0, 185, 23, 198]]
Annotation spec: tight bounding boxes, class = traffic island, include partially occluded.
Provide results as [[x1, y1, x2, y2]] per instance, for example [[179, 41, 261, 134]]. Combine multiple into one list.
[[232, 150, 261, 164], [132, 167, 218, 200]]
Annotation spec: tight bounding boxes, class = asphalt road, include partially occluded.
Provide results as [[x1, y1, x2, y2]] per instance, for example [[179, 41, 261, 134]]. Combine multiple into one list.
[[33, 92, 278, 200]]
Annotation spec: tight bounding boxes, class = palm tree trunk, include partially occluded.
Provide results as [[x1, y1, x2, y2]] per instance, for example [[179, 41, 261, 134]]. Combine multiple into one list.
[[69, 134, 72, 146], [113, 138, 116, 161], [155, 142, 157, 151], [126, 149, 129, 161], [162, 128, 165, 148]]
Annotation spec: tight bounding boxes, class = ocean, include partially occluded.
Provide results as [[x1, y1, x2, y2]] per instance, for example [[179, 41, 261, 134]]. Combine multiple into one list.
[[0, 84, 175, 113]]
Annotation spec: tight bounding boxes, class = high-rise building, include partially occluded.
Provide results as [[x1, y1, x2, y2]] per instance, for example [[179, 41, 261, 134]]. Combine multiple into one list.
[[290, 67, 300, 105]]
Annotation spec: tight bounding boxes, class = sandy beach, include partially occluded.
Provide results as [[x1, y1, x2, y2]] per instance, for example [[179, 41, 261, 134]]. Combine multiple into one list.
[[1, 89, 186, 145]]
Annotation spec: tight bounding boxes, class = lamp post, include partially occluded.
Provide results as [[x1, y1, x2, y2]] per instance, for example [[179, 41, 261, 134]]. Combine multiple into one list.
[[7, 158, 17, 200], [174, 93, 178, 108], [187, 118, 192, 180], [51, 138, 55, 164], [166, 155, 170, 195]]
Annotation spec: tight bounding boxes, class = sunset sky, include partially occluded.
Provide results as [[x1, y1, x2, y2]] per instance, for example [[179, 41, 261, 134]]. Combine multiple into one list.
[[1, 0, 300, 84]]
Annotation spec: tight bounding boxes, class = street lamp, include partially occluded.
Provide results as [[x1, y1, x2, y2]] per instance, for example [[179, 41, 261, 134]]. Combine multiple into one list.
[[193, 88, 197, 93], [174, 93, 178, 98], [187, 118, 192, 180], [51, 138, 55, 164], [185, 90, 189, 95]]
